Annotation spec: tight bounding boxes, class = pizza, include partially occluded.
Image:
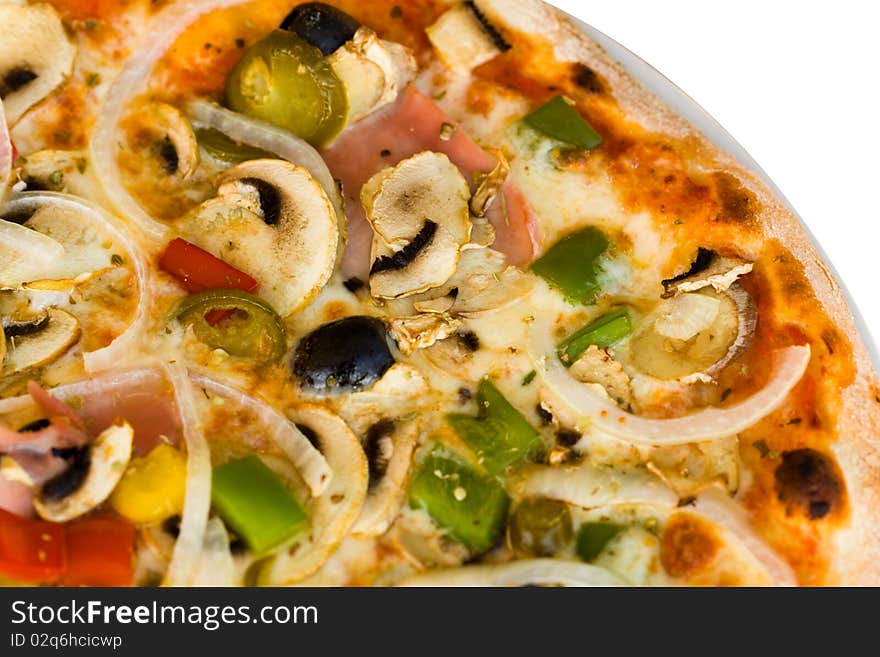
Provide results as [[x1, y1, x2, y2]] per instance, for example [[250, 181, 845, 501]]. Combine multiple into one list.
[[0, 0, 877, 587]]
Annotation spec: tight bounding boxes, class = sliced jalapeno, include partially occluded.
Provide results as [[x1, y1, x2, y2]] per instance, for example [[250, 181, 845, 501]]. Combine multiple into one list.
[[176, 289, 286, 363]]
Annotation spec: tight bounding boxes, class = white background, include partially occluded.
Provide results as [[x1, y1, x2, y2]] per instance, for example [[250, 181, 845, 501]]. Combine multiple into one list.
[[547, 0, 880, 351]]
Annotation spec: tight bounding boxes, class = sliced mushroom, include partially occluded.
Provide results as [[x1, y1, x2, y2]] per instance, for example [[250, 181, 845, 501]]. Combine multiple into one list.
[[17, 149, 94, 196], [426, 3, 507, 74], [179, 159, 339, 316], [388, 312, 463, 355], [141, 103, 200, 179], [662, 248, 753, 298], [469, 149, 510, 219], [34, 421, 134, 522], [362, 151, 471, 299], [629, 284, 756, 381], [260, 404, 367, 584], [328, 27, 416, 124], [3, 307, 80, 375], [0, 3, 75, 124], [353, 418, 418, 537]]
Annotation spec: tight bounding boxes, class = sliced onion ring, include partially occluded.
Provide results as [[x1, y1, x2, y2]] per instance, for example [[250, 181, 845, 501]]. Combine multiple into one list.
[[397, 559, 625, 587], [688, 485, 797, 587], [514, 460, 678, 509], [1, 192, 153, 373], [190, 374, 332, 497], [187, 100, 345, 221], [0, 97, 11, 203], [163, 364, 212, 587], [89, 0, 252, 241], [529, 318, 811, 445]]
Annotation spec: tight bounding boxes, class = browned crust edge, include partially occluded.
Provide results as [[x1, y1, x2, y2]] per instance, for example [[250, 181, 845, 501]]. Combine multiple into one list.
[[476, 0, 880, 585]]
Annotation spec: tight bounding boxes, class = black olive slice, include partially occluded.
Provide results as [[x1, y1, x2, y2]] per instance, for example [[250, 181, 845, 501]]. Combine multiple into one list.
[[291, 316, 395, 391], [280, 2, 361, 56], [40, 446, 90, 501]]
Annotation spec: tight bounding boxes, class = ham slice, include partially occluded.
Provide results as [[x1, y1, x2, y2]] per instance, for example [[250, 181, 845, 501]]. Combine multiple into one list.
[[323, 86, 538, 279]]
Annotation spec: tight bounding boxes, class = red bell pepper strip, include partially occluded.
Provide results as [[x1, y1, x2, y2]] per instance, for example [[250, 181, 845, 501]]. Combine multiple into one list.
[[62, 515, 135, 587], [0, 508, 65, 583], [158, 238, 259, 294]]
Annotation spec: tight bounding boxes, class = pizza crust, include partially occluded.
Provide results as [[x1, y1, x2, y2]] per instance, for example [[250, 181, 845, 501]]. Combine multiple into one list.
[[475, 0, 880, 584]]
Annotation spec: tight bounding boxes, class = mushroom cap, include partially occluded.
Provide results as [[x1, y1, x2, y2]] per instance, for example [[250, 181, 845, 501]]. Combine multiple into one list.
[[0, 3, 76, 125], [180, 159, 339, 317], [2, 307, 80, 375]]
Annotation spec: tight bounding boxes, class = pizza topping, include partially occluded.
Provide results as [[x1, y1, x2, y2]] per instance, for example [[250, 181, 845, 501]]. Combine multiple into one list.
[[260, 403, 367, 584], [426, 3, 505, 74], [629, 286, 755, 381], [158, 238, 259, 295], [398, 558, 625, 587], [558, 308, 632, 365], [175, 289, 287, 364], [0, 98, 10, 203], [328, 27, 416, 124], [291, 316, 395, 392], [469, 149, 510, 219], [659, 512, 720, 578], [523, 96, 603, 151], [0, 218, 65, 286], [446, 379, 541, 475], [109, 443, 187, 524], [662, 248, 754, 297], [33, 421, 134, 523], [508, 497, 573, 558], [280, 2, 361, 56], [388, 312, 463, 355], [2, 307, 80, 376], [195, 128, 273, 165], [139, 103, 200, 179], [576, 522, 626, 562], [225, 30, 348, 147], [211, 455, 308, 554], [363, 151, 472, 299], [774, 448, 844, 520], [0, 507, 65, 583], [570, 346, 633, 409], [408, 446, 510, 555], [353, 418, 417, 537], [181, 158, 339, 316], [531, 226, 611, 304], [0, 3, 75, 125]]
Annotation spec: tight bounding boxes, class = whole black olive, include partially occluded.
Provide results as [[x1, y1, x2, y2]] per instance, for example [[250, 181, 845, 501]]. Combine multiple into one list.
[[280, 2, 360, 56], [291, 316, 394, 391]]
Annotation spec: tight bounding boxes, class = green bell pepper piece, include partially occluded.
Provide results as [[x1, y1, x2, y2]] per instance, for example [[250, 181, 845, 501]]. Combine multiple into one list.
[[558, 308, 632, 365], [524, 95, 602, 150], [409, 448, 510, 554], [446, 379, 541, 475], [531, 226, 610, 304], [211, 455, 308, 553], [575, 521, 625, 562]]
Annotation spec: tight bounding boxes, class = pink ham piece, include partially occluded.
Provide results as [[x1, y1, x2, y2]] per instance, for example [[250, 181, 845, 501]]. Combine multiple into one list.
[[323, 86, 539, 279]]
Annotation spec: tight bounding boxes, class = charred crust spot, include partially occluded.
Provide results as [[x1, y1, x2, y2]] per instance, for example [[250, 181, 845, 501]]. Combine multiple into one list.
[[713, 172, 758, 224], [465, 1, 511, 52], [571, 63, 604, 94], [296, 423, 321, 450], [0, 67, 38, 97], [363, 418, 396, 489], [457, 330, 480, 352], [660, 513, 720, 578], [555, 429, 581, 448], [370, 221, 437, 275], [775, 448, 844, 520], [40, 446, 91, 501], [242, 177, 282, 226], [663, 247, 716, 286], [157, 136, 179, 175]]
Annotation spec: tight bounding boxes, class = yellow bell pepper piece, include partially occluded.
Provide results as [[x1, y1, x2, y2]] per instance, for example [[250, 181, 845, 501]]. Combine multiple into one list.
[[110, 444, 186, 523]]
